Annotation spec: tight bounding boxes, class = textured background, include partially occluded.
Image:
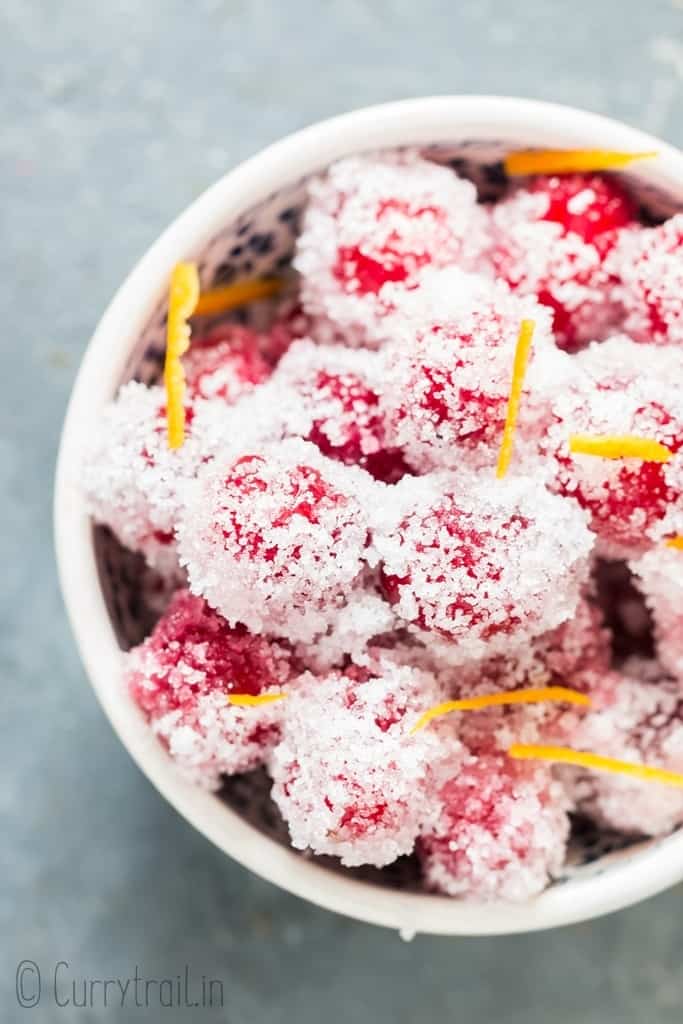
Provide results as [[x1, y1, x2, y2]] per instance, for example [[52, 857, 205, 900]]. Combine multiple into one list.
[[3, 1, 683, 1020]]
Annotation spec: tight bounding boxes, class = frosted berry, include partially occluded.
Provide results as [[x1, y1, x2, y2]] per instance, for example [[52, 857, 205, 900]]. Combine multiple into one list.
[[82, 382, 230, 574], [560, 659, 683, 836], [295, 151, 491, 346], [127, 590, 295, 788], [379, 267, 563, 472], [545, 336, 683, 557], [177, 439, 378, 643], [271, 339, 408, 481], [528, 173, 635, 242], [270, 661, 456, 866], [373, 472, 594, 662], [491, 173, 636, 350], [418, 750, 570, 901], [184, 324, 271, 403], [611, 213, 683, 346]]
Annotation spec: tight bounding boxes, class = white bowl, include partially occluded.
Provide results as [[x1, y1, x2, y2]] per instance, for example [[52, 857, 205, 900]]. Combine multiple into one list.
[[55, 96, 683, 936]]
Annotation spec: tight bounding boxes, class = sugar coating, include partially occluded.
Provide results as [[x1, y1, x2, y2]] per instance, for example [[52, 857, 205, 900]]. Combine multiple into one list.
[[611, 213, 683, 346], [294, 580, 398, 672], [183, 324, 271, 403], [380, 587, 610, 678], [295, 151, 491, 347], [372, 471, 594, 663], [418, 751, 570, 901], [126, 590, 296, 788], [631, 546, 683, 683], [434, 596, 618, 751], [560, 659, 683, 835], [545, 336, 683, 557], [491, 173, 635, 351], [520, 593, 614, 684], [378, 266, 566, 472], [454, 589, 614, 716], [269, 338, 408, 480], [177, 438, 380, 643], [82, 382, 235, 574], [270, 661, 457, 867]]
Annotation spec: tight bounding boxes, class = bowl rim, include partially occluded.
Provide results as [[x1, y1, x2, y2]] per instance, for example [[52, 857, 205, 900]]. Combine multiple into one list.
[[54, 95, 683, 936]]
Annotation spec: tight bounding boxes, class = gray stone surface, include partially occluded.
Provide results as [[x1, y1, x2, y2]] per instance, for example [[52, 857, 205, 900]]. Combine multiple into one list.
[[3, 0, 683, 1020]]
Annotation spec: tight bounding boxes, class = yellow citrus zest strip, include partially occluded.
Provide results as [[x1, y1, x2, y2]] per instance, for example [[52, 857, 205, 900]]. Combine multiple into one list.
[[165, 262, 200, 449], [194, 276, 283, 317], [569, 434, 672, 463], [504, 149, 658, 177], [665, 535, 683, 550], [410, 686, 590, 735], [227, 692, 288, 707], [509, 744, 683, 788], [496, 319, 535, 479]]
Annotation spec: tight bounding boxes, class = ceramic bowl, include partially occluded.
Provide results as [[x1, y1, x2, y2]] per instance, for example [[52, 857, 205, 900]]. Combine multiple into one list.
[[55, 96, 683, 936]]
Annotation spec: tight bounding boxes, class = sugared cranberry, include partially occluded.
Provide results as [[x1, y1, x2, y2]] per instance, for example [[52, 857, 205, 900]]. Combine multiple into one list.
[[491, 173, 636, 350], [270, 661, 456, 866], [379, 267, 562, 472], [545, 336, 683, 556], [295, 151, 491, 346], [184, 324, 271, 403], [610, 213, 683, 346], [271, 339, 409, 482], [373, 472, 594, 662], [419, 751, 569, 901], [560, 659, 683, 835], [177, 439, 378, 643], [126, 590, 295, 788]]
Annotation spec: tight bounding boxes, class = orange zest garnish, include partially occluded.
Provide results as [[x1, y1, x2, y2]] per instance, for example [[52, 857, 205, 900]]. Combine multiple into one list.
[[665, 536, 683, 550], [504, 149, 658, 177], [496, 319, 535, 479], [569, 434, 673, 463], [509, 743, 683, 788], [227, 692, 288, 707], [410, 686, 590, 735], [165, 262, 200, 449], [194, 276, 283, 317]]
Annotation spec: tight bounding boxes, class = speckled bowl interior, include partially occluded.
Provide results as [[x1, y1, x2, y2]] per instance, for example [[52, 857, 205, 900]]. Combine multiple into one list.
[[93, 137, 682, 897]]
